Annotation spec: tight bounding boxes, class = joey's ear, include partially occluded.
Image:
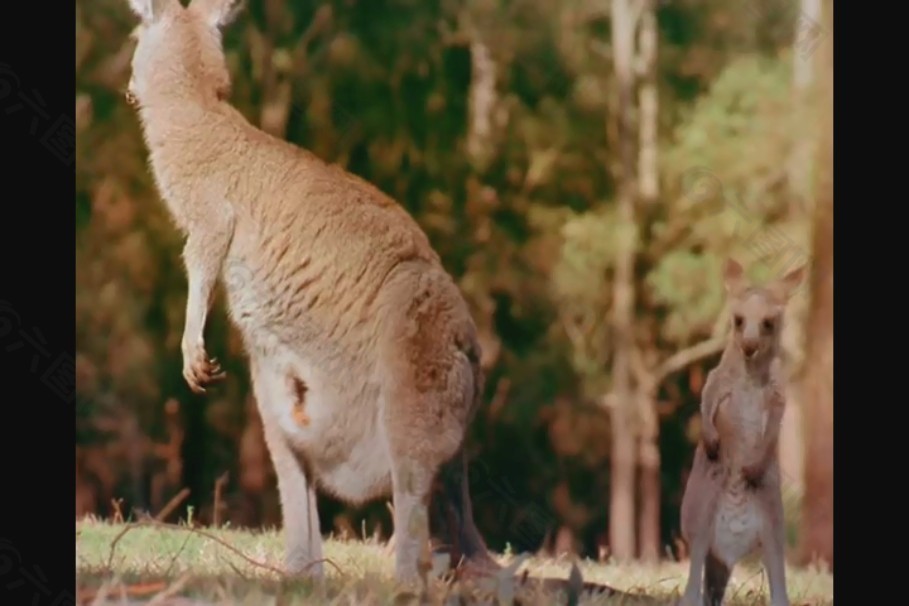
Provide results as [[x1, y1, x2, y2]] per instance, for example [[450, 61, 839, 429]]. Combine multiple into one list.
[[771, 265, 806, 301], [128, 0, 177, 23], [193, 0, 246, 29], [722, 258, 746, 295]]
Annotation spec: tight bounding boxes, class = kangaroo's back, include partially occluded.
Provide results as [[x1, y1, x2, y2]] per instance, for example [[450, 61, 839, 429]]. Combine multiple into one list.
[[219, 125, 464, 360]]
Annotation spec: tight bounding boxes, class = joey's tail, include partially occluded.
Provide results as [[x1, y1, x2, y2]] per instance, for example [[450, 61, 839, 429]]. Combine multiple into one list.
[[429, 448, 648, 602], [704, 552, 731, 606]]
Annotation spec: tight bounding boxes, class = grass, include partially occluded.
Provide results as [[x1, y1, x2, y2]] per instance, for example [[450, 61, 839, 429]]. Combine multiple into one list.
[[76, 518, 833, 605]]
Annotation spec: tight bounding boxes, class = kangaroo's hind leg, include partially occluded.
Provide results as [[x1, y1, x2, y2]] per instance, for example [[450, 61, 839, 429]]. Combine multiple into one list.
[[379, 371, 475, 583], [376, 267, 483, 584], [428, 447, 498, 573], [379, 352, 478, 581], [251, 357, 324, 578]]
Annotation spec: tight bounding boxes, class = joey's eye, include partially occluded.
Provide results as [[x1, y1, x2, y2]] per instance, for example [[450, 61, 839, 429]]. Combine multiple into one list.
[[762, 318, 775, 332], [733, 315, 743, 329]]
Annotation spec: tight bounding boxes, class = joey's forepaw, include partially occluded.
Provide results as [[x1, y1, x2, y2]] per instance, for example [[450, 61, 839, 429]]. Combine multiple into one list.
[[182, 342, 226, 394], [741, 464, 764, 489]]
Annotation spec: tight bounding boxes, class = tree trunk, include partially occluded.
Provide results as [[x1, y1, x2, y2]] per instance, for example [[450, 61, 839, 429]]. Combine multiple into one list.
[[778, 394, 804, 497], [467, 37, 497, 172], [635, 0, 661, 564], [608, 0, 639, 563], [787, 0, 822, 218], [798, 0, 833, 569], [637, 390, 660, 563], [637, 2, 658, 208], [779, 0, 823, 499]]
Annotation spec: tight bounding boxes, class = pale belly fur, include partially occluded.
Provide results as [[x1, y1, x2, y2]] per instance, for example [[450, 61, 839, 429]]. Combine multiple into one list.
[[711, 480, 763, 567], [223, 258, 394, 505], [711, 382, 770, 567]]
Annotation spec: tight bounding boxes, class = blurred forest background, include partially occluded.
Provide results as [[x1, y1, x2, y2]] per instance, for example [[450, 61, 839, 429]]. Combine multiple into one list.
[[75, 0, 833, 568]]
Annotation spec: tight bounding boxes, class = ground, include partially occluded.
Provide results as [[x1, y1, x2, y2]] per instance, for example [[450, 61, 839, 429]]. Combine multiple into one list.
[[76, 519, 833, 605]]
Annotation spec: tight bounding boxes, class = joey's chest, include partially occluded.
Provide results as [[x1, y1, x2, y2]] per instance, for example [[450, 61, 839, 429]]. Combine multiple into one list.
[[716, 385, 768, 453]]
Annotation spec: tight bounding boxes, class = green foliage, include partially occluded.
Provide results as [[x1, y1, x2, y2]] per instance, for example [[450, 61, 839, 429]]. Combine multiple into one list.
[[644, 53, 806, 352], [553, 209, 618, 305], [550, 208, 617, 398], [665, 54, 793, 220], [646, 251, 724, 345]]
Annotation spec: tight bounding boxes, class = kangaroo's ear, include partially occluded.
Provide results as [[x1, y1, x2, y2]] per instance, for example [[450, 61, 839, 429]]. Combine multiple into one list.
[[128, 0, 177, 24], [193, 0, 246, 29], [722, 258, 746, 296]]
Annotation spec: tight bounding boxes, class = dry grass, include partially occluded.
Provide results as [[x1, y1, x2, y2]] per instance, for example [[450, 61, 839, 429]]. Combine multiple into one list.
[[76, 518, 832, 605]]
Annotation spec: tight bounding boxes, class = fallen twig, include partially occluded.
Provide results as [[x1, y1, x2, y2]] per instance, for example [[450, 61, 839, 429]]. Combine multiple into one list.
[[220, 554, 251, 581], [106, 519, 346, 579], [163, 530, 194, 578]]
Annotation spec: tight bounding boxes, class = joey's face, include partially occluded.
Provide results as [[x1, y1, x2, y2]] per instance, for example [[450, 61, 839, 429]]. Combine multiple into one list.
[[721, 258, 805, 364], [729, 292, 783, 361]]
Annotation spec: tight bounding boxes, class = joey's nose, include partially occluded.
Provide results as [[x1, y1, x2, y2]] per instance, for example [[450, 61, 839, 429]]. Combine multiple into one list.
[[742, 342, 758, 358]]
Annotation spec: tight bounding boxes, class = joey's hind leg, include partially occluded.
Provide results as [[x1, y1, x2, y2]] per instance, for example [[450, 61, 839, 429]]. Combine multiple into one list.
[[678, 523, 709, 606], [757, 484, 790, 606], [678, 448, 722, 606], [252, 360, 324, 577]]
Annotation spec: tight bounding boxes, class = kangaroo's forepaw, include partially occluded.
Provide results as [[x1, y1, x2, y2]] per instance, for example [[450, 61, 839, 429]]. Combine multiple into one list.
[[182, 340, 226, 394]]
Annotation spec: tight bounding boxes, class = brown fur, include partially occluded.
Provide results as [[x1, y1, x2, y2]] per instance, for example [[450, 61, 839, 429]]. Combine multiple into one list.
[[123, 1, 623, 595], [677, 259, 803, 606], [124, 0, 483, 583]]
